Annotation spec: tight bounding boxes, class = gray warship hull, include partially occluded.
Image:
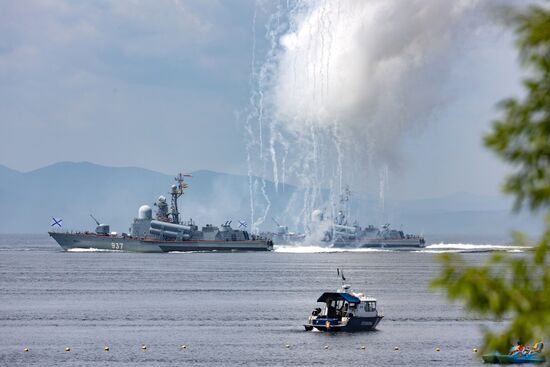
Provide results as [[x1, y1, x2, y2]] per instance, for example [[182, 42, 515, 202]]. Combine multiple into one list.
[[360, 238, 425, 249], [335, 238, 425, 249], [49, 232, 272, 253], [49, 173, 274, 253], [270, 235, 425, 249]]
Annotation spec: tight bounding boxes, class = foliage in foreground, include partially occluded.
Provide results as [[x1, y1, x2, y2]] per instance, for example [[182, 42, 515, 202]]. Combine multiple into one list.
[[432, 229, 550, 353], [432, 3, 550, 356]]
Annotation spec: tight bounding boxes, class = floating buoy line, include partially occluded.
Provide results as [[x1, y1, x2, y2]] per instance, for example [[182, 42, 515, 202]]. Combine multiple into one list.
[[18, 344, 479, 353]]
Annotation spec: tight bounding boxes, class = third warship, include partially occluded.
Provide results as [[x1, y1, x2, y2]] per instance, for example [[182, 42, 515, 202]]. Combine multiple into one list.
[[272, 212, 425, 249]]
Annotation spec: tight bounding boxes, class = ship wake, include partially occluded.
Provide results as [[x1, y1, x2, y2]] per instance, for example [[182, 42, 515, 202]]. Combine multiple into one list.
[[274, 245, 392, 253], [274, 243, 530, 254], [420, 243, 530, 253], [66, 248, 120, 253]]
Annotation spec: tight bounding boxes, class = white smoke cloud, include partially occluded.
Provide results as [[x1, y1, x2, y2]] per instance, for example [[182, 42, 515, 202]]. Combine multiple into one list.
[[272, 0, 488, 162], [247, 0, 515, 231]]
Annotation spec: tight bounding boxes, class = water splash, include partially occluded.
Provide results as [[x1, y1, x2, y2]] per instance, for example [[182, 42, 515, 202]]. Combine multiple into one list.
[[275, 245, 392, 253], [244, 0, 491, 233], [275, 243, 530, 254], [379, 164, 389, 222]]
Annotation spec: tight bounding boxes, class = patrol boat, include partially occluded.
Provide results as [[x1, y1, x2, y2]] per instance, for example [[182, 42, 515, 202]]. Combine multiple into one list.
[[270, 187, 425, 249], [313, 188, 425, 248], [304, 270, 383, 332], [271, 211, 425, 249], [328, 220, 426, 249], [49, 173, 273, 253]]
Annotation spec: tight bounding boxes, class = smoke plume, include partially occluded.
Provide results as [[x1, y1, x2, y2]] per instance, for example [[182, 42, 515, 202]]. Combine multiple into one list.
[[246, 0, 499, 232], [274, 0, 488, 161]]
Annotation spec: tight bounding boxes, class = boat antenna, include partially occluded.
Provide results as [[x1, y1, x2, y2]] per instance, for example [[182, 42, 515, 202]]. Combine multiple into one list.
[[337, 268, 346, 282], [272, 217, 281, 227], [90, 214, 100, 226]]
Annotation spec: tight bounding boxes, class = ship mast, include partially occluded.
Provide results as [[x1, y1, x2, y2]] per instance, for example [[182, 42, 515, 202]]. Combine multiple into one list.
[[170, 173, 191, 224], [337, 185, 351, 225]]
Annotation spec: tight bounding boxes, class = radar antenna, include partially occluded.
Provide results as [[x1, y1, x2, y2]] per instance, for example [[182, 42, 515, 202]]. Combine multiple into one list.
[[336, 268, 347, 285], [339, 186, 351, 205], [339, 186, 352, 224], [170, 172, 192, 224]]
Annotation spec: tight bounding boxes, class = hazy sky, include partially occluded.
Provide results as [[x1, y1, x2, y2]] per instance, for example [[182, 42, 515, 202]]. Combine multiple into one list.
[[0, 0, 531, 199]]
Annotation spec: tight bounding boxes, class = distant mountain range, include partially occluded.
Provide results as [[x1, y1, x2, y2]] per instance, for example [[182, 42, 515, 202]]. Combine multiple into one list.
[[0, 161, 543, 239]]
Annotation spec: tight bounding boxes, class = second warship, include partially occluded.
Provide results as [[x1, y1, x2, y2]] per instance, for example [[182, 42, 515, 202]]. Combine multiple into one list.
[[271, 188, 425, 249], [49, 174, 273, 252]]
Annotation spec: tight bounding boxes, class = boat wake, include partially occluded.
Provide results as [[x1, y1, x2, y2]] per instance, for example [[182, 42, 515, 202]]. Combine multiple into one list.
[[66, 248, 118, 252], [274, 243, 530, 254], [274, 246, 392, 253], [421, 243, 530, 253], [65, 244, 530, 254]]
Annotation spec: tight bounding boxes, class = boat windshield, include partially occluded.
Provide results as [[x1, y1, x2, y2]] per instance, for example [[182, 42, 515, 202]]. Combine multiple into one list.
[[364, 301, 376, 312], [325, 300, 353, 319]]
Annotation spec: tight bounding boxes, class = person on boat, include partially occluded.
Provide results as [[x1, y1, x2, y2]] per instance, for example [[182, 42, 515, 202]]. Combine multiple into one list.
[[510, 341, 524, 354], [531, 341, 544, 353]]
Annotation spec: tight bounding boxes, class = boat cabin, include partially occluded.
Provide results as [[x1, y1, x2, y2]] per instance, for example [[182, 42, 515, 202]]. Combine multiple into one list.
[[316, 291, 378, 319]]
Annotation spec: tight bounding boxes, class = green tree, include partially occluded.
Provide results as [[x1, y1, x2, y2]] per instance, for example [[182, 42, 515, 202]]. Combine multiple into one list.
[[431, 3, 550, 356]]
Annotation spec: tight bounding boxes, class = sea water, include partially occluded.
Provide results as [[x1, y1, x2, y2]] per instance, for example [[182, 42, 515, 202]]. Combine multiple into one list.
[[0, 234, 525, 366]]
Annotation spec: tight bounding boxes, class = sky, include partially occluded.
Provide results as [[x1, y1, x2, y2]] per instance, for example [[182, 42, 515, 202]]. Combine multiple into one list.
[[0, 0, 534, 200]]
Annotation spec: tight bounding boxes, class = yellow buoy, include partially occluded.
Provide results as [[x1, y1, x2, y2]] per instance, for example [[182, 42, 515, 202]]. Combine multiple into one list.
[[180, 345, 187, 350], [23, 347, 29, 352], [65, 347, 70, 352], [104, 346, 109, 352], [394, 346, 399, 351], [473, 348, 478, 353], [141, 345, 147, 350], [324, 345, 329, 350], [436, 347, 440, 352], [360, 346, 366, 350], [285, 344, 290, 348]]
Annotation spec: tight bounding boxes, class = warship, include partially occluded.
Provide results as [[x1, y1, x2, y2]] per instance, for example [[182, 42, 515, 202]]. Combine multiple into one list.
[[271, 188, 425, 249], [49, 173, 273, 253], [316, 211, 426, 249], [271, 213, 425, 248]]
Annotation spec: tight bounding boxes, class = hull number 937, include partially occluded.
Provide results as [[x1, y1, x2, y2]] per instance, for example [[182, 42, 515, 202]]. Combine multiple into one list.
[[111, 242, 124, 250]]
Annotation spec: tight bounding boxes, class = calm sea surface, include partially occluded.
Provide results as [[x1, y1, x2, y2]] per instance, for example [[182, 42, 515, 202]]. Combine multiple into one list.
[[0, 234, 521, 366]]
